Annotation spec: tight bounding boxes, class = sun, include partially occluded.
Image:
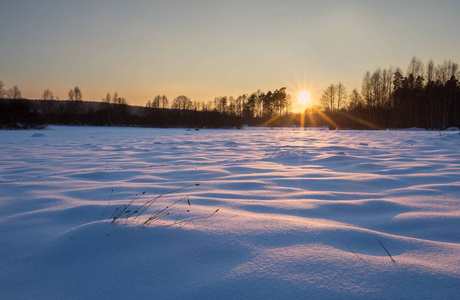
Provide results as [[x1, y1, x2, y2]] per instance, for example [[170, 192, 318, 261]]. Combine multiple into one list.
[[297, 91, 311, 105]]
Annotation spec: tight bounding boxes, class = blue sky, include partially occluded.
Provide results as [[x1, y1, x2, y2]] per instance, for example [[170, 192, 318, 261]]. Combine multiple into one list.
[[1, 0, 459, 106]]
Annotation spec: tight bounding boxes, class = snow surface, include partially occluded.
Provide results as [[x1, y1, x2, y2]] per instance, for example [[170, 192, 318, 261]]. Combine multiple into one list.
[[1, 126, 460, 299]]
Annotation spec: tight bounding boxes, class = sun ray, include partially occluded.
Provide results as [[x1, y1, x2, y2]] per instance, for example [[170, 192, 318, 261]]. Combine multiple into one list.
[[313, 107, 340, 129], [337, 111, 382, 130], [305, 108, 316, 128], [259, 114, 281, 127], [300, 111, 305, 129]]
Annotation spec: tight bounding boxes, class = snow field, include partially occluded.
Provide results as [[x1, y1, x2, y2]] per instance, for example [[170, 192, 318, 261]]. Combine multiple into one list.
[[1, 126, 460, 299]]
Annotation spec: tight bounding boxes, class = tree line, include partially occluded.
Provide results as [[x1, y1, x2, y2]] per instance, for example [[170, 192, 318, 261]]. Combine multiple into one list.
[[2, 56, 460, 129], [0, 81, 291, 120], [145, 87, 291, 119], [0, 82, 245, 129], [319, 57, 460, 129]]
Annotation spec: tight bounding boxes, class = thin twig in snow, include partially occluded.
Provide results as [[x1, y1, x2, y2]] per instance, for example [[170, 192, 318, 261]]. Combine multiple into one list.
[[346, 245, 367, 263], [101, 189, 113, 220], [375, 235, 396, 264], [164, 209, 219, 228], [132, 184, 199, 222]]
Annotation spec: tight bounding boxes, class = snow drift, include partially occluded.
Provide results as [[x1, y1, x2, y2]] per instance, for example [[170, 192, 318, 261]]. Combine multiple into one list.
[[1, 126, 460, 299]]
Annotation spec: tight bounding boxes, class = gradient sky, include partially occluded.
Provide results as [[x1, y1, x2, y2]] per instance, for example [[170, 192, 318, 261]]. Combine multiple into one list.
[[1, 0, 459, 108]]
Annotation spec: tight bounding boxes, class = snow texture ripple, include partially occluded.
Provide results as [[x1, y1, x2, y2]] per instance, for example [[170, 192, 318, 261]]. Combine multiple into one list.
[[1, 126, 460, 299]]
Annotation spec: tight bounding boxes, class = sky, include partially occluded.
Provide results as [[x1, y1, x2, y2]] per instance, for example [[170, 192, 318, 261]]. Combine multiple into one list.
[[1, 0, 460, 109]]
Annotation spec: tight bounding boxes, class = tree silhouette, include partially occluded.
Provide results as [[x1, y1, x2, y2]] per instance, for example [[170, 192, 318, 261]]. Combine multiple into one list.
[[407, 56, 425, 79], [336, 83, 347, 113], [7, 86, 21, 99], [172, 95, 192, 111], [152, 95, 161, 108], [0, 81, 5, 99], [42, 89, 54, 100], [320, 84, 336, 114], [2, 55, 460, 130], [68, 90, 74, 101], [348, 89, 363, 110], [68, 86, 82, 101], [74, 87, 82, 101], [160, 95, 168, 109], [103, 93, 111, 104]]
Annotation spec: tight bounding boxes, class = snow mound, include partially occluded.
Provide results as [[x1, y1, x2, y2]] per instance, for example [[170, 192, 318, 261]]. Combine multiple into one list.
[[31, 132, 45, 137]]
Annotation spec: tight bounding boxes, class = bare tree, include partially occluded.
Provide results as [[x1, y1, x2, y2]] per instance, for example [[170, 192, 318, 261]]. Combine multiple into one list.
[[110, 92, 127, 105], [407, 56, 425, 78], [0, 81, 5, 99], [426, 59, 435, 82], [42, 89, 54, 100], [7, 86, 21, 99], [348, 89, 363, 110], [361, 71, 372, 108], [254, 90, 264, 117], [152, 95, 161, 108], [160, 95, 169, 109], [216, 96, 227, 113], [228, 96, 236, 115], [103, 93, 111, 104], [435, 60, 458, 83], [118, 97, 127, 105], [381, 68, 393, 108], [320, 84, 336, 113], [451, 62, 459, 77], [336, 82, 347, 112], [235, 94, 247, 116], [192, 99, 200, 111], [112, 92, 118, 104], [73, 86, 82, 101], [370, 69, 382, 107], [362, 68, 393, 110], [172, 95, 192, 111], [68, 89, 75, 101], [67, 86, 82, 101]]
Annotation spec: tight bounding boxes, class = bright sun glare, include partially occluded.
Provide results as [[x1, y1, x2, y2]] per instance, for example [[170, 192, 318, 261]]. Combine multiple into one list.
[[297, 91, 311, 105]]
